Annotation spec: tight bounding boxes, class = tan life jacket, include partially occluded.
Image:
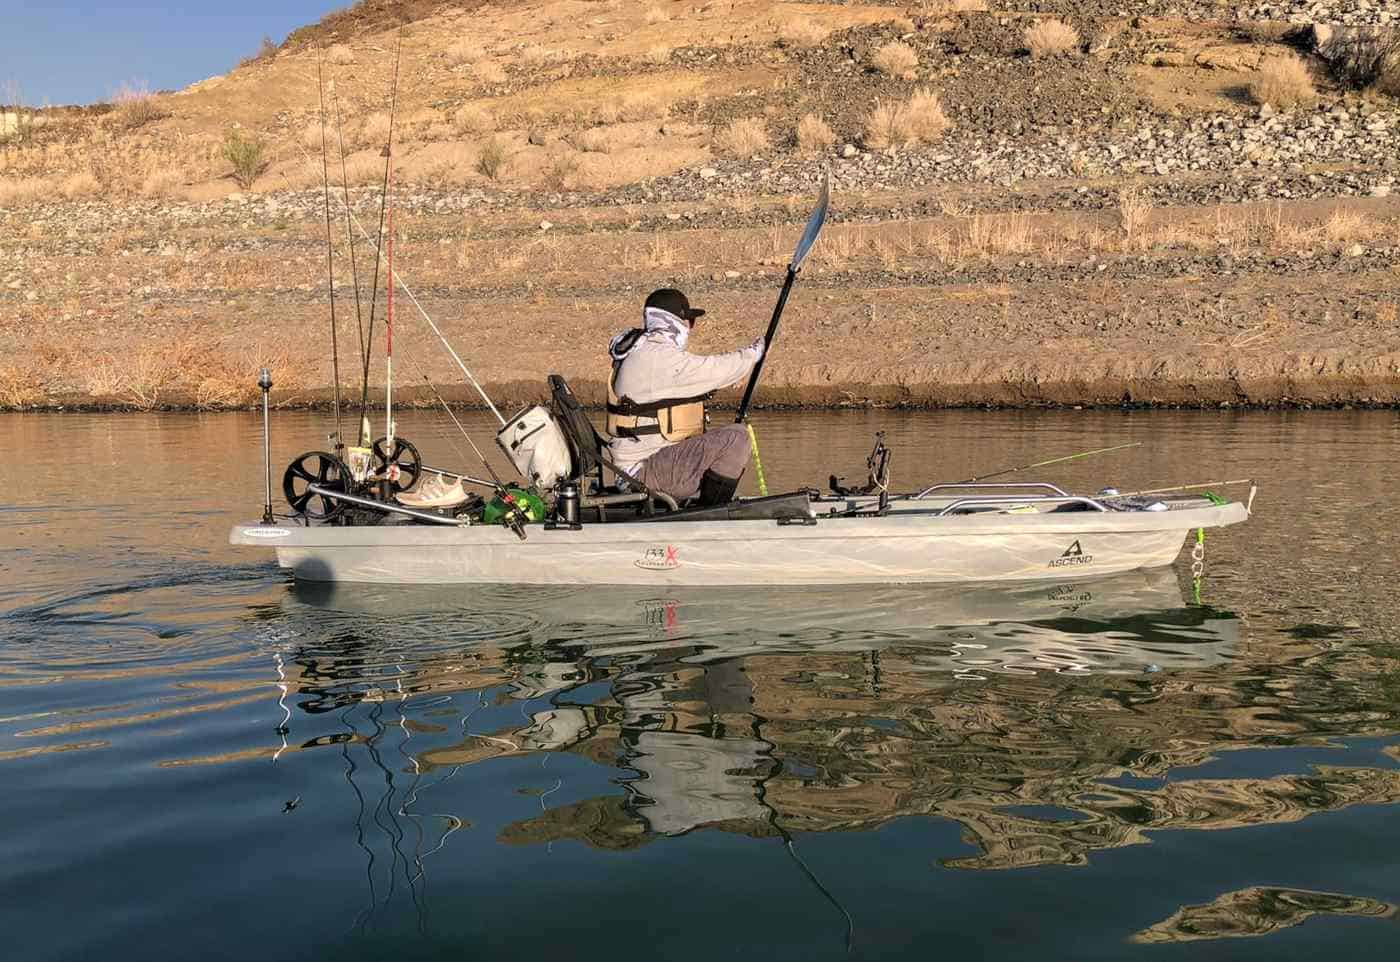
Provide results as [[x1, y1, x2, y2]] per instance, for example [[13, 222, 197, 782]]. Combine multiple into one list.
[[605, 365, 709, 442]]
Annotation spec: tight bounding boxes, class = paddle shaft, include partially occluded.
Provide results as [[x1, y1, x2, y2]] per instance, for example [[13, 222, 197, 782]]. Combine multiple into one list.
[[735, 266, 796, 423]]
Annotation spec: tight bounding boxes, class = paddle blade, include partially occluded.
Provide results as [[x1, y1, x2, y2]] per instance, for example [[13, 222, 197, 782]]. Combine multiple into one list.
[[789, 171, 830, 273]]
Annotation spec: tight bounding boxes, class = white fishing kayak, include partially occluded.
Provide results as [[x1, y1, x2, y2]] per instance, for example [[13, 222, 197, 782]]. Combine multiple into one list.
[[230, 491, 1249, 586]]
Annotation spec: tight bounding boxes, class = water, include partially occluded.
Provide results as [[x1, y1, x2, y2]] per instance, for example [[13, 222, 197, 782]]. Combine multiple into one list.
[[2, 409, 1398, 961]]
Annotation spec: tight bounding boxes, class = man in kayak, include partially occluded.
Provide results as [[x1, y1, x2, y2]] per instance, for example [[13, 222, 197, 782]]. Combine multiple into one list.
[[606, 288, 763, 507]]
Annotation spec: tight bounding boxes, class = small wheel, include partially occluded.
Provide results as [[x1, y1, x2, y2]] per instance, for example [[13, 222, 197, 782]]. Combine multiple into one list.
[[283, 451, 350, 521], [373, 436, 422, 494]]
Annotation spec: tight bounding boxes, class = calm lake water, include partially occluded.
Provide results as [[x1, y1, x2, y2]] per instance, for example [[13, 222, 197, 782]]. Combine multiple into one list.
[[2, 409, 1399, 961]]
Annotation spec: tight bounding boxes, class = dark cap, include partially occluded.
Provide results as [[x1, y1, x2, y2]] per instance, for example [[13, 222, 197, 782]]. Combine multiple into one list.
[[644, 288, 705, 323]]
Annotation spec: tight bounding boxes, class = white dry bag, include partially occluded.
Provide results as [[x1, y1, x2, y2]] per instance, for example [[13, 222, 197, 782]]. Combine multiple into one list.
[[496, 405, 572, 489]]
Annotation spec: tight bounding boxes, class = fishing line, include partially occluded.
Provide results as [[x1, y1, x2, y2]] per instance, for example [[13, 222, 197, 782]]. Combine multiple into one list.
[[360, 29, 404, 426], [329, 86, 368, 387]]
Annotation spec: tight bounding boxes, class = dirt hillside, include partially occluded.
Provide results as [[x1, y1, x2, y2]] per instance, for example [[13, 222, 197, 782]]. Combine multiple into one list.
[[1, 0, 1398, 411]]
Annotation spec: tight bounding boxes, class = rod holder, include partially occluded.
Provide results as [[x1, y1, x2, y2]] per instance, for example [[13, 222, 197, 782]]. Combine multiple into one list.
[[259, 368, 274, 524]]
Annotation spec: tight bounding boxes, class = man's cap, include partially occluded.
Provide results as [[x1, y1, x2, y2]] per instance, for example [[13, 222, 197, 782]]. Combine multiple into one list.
[[645, 288, 705, 322]]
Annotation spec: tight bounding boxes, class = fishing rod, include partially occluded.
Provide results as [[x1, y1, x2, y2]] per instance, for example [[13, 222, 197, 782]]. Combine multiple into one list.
[[315, 57, 344, 448], [291, 139, 508, 426], [913, 441, 1143, 498], [331, 84, 369, 435], [360, 30, 405, 434], [1100, 478, 1256, 501], [385, 153, 395, 466]]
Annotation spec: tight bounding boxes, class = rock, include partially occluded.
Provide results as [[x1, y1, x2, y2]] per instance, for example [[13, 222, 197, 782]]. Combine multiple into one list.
[[1371, 184, 1392, 197], [539, 220, 552, 231], [1345, 243, 1365, 257], [698, 167, 718, 179], [724, 270, 740, 279], [841, 144, 858, 159], [527, 129, 547, 146]]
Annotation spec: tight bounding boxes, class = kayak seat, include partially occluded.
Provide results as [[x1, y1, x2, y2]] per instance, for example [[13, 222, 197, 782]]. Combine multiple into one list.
[[547, 375, 678, 519]]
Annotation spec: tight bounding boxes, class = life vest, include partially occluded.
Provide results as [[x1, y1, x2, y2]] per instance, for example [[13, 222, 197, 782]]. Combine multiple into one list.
[[605, 363, 709, 442]]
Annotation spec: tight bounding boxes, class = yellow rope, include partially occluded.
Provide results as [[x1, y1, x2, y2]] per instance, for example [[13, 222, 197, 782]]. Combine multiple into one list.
[[746, 422, 769, 497]]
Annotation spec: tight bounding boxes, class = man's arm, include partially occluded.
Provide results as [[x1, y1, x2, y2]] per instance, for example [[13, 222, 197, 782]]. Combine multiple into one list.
[[665, 340, 764, 396]]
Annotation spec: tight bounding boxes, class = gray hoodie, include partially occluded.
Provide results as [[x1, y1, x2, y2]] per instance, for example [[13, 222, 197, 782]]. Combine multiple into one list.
[[607, 307, 762, 475]]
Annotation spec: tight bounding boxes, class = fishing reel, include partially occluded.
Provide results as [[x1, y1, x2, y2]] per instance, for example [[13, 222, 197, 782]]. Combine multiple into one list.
[[283, 451, 351, 521], [372, 436, 422, 494]]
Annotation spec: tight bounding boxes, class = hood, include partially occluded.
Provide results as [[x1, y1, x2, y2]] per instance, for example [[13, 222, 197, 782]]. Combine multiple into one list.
[[609, 307, 690, 360]]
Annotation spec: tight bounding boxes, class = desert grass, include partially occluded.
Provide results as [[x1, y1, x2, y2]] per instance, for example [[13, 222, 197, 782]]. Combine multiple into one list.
[[645, 5, 669, 24], [361, 112, 392, 146], [452, 103, 496, 135], [1251, 52, 1316, 108], [0, 176, 48, 207], [645, 45, 672, 65], [446, 38, 485, 65], [863, 88, 949, 148], [541, 151, 580, 190], [326, 43, 356, 65], [795, 112, 835, 153], [715, 117, 770, 156], [779, 18, 828, 48], [59, 171, 100, 199], [1024, 19, 1080, 58], [872, 41, 919, 78]]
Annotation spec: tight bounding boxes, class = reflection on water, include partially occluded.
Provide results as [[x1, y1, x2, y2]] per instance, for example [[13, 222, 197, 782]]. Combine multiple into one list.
[[2, 410, 1400, 961]]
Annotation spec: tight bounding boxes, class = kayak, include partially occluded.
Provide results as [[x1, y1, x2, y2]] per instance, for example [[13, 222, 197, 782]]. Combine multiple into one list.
[[230, 490, 1248, 586]]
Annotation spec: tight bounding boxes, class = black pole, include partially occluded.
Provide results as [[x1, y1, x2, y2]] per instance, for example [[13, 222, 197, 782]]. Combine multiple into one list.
[[259, 368, 274, 524], [735, 266, 795, 423]]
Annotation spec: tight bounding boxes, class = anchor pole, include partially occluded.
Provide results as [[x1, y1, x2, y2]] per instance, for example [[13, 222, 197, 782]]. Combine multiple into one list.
[[259, 368, 274, 524]]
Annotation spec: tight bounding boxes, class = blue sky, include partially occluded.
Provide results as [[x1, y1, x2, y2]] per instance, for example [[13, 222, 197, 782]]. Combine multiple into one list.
[[2, 1, 342, 106]]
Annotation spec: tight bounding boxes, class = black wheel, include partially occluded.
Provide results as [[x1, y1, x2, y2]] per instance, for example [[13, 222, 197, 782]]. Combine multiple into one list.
[[373, 436, 422, 494], [283, 451, 349, 521]]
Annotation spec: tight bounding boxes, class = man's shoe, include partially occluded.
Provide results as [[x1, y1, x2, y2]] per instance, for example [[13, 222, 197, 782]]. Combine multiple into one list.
[[696, 469, 740, 508]]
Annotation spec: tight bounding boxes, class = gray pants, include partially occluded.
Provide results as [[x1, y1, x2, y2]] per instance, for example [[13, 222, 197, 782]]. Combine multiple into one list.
[[636, 424, 751, 500]]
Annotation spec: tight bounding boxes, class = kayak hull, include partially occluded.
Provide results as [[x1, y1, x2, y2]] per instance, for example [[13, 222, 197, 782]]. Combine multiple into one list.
[[229, 501, 1247, 586]]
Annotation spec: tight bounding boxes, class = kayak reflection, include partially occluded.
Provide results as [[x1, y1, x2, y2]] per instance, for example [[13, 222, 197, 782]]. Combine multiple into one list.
[[282, 572, 1238, 842]]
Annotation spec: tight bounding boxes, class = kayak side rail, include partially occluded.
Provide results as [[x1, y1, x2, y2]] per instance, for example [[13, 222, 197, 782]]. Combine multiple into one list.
[[913, 482, 1072, 500], [937, 495, 1108, 516], [306, 484, 466, 526]]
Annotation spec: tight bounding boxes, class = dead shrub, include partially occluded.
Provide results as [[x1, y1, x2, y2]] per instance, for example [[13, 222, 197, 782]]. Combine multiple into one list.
[[779, 19, 827, 48], [112, 82, 165, 130], [715, 116, 770, 156], [617, 91, 668, 121], [645, 5, 669, 24], [1117, 186, 1152, 245], [1323, 28, 1400, 95], [1024, 19, 1080, 59], [795, 112, 835, 154], [864, 88, 950, 147], [873, 41, 919, 78], [326, 43, 356, 65], [446, 38, 485, 65], [645, 45, 672, 65], [473, 60, 507, 84], [572, 128, 614, 153], [142, 168, 184, 198], [1251, 52, 1316, 108], [0, 362, 45, 408], [518, 45, 555, 66], [541, 151, 580, 190], [475, 136, 508, 179]]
